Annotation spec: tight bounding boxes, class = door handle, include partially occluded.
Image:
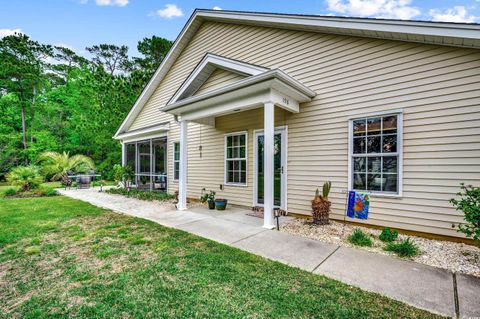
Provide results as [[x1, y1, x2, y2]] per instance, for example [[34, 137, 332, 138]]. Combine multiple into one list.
[[281, 166, 284, 174]]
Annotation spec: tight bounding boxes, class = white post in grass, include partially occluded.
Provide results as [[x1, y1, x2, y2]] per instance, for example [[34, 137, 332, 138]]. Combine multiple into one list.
[[178, 120, 188, 210], [263, 102, 275, 229]]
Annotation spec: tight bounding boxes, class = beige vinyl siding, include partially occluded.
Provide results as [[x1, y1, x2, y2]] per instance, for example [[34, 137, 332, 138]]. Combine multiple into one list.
[[194, 68, 246, 96], [125, 21, 480, 237]]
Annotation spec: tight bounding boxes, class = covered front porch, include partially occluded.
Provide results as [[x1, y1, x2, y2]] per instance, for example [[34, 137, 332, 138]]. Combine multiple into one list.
[[162, 54, 315, 228]]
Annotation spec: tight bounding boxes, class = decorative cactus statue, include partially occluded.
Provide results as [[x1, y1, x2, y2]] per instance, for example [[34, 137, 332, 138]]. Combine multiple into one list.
[[312, 181, 332, 225]]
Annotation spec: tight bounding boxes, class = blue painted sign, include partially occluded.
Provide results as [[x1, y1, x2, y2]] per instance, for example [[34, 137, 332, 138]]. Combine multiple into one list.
[[346, 191, 370, 220]]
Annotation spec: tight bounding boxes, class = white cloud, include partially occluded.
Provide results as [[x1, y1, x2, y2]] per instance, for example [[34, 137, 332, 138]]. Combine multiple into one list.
[[212, 6, 222, 10], [95, 0, 128, 7], [0, 28, 23, 38], [154, 4, 183, 18], [429, 6, 477, 23], [326, 0, 421, 20]]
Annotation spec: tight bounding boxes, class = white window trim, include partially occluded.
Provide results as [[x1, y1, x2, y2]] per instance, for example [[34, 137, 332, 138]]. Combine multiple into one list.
[[224, 131, 248, 187], [173, 141, 180, 182], [348, 110, 403, 198]]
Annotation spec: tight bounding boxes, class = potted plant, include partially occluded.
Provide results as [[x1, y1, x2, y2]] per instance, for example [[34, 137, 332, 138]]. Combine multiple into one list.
[[200, 190, 216, 209], [215, 198, 228, 211], [311, 181, 332, 224]]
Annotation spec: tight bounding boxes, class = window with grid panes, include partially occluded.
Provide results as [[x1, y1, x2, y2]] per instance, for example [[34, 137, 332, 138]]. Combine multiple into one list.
[[351, 114, 400, 194], [225, 133, 247, 185]]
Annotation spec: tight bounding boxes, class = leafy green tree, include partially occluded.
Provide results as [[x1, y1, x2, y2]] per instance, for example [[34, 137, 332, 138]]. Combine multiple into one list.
[[0, 33, 51, 159], [134, 36, 173, 76], [49, 45, 89, 85], [37, 151, 95, 181], [86, 44, 131, 75]]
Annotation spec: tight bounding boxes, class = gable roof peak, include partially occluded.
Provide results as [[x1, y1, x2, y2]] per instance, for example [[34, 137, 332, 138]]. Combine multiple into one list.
[[168, 53, 269, 104]]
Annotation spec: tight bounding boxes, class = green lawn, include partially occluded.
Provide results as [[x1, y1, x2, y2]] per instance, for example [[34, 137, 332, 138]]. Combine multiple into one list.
[[0, 196, 442, 318]]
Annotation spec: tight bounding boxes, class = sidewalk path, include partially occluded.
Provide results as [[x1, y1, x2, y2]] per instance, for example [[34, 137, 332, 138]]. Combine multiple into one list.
[[58, 188, 480, 318]]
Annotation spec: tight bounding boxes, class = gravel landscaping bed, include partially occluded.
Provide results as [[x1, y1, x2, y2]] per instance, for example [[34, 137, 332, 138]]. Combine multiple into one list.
[[281, 219, 480, 277]]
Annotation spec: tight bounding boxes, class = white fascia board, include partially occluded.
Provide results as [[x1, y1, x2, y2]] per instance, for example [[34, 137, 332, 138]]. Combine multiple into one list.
[[197, 10, 480, 41], [162, 69, 315, 114], [114, 123, 170, 141], [169, 53, 269, 104]]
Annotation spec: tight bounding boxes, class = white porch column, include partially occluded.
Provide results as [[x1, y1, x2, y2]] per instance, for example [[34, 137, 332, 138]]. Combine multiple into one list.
[[121, 142, 125, 166], [263, 102, 275, 229], [177, 120, 188, 210]]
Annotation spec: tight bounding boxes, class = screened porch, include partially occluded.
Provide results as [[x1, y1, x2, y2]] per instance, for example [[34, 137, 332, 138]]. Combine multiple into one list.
[[123, 137, 168, 191]]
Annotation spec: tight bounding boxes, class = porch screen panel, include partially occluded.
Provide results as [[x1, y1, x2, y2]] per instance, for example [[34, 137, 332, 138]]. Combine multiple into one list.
[[138, 142, 151, 173], [153, 139, 167, 191], [225, 133, 247, 185], [154, 139, 166, 175], [126, 143, 135, 169]]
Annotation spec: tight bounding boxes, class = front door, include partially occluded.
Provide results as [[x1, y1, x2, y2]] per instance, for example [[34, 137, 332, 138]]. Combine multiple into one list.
[[254, 128, 286, 209]]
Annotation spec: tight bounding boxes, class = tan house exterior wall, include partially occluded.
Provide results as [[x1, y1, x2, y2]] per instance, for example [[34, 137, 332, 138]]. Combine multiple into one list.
[[194, 68, 246, 96], [125, 21, 480, 238]]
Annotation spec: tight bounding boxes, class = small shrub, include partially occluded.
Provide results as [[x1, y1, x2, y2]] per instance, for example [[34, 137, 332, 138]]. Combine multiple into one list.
[[385, 238, 419, 258], [105, 187, 175, 202], [6, 166, 43, 191], [113, 164, 135, 187], [348, 229, 373, 247], [35, 185, 57, 197], [450, 183, 480, 241], [379, 227, 398, 242], [3, 187, 18, 197]]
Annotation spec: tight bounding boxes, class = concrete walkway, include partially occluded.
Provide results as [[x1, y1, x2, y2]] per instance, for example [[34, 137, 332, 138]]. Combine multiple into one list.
[[58, 188, 480, 318]]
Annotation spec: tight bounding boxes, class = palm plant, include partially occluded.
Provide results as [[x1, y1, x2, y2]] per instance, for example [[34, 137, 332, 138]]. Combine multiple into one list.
[[37, 151, 95, 181], [6, 166, 44, 191]]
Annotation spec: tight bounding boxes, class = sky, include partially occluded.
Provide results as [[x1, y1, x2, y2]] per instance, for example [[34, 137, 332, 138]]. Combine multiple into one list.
[[1, 0, 479, 57]]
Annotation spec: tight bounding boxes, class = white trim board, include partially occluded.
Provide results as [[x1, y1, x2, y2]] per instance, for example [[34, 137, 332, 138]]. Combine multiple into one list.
[[114, 9, 480, 138], [347, 111, 404, 198], [224, 131, 248, 187], [162, 69, 316, 120]]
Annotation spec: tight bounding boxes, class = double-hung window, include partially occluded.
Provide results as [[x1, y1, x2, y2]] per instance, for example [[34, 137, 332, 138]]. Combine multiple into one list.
[[225, 132, 247, 185], [173, 142, 180, 181], [350, 113, 402, 195]]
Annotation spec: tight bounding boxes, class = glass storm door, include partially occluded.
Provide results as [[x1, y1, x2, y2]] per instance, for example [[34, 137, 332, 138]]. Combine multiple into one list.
[[254, 128, 286, 209]]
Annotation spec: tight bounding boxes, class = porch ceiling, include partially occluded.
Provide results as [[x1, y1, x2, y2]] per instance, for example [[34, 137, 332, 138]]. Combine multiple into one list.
[[161, 69, 316, 123]]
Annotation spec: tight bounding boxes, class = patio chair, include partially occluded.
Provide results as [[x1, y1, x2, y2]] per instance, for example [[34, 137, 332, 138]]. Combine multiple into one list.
[[76, 175, 92, 189]]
